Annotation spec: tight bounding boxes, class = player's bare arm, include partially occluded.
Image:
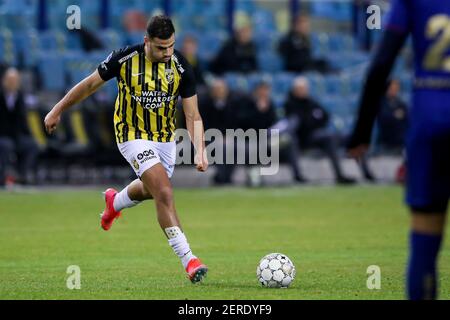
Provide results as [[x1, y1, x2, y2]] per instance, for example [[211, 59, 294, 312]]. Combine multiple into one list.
[[44, 70, 105, 134], [182, 94, 208, 172]]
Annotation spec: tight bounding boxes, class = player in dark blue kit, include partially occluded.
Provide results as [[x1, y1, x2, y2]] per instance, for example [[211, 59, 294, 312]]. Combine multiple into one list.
[[348, 0, 450, 300]]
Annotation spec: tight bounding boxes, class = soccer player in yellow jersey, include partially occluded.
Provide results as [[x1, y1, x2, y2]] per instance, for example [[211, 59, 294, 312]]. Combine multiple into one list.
[[44, 16, 208, 283]]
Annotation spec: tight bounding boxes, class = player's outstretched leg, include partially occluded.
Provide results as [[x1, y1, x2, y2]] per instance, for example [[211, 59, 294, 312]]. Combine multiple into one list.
[[140, 163, 207, 283], [407, 212, 446, 300], [101, 179, 153, 230]]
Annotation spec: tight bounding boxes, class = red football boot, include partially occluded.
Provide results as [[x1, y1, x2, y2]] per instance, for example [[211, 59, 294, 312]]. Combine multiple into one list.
[[186, 258, 208, 283], [100, 188, 122, 231]]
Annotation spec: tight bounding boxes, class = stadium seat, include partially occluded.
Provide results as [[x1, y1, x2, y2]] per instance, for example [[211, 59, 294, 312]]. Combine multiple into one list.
[[37, 52, 66, 91], [235, 0, 255, 14], [311, 32, 329, 57], [65, 31, 83, 51], [124, 31, 145, 46], [328, 33, 356, 52], [0, 0, 35, 30], [317, 94, 337, 114], [399, 73, 413, 93], [272, 94, 285, 109], [173, 0, 227, 32], [0, 28, 17, 66], [304, 73, 326, 97], [64, 50, 103, 87], [247, 73, 273, 91], [324, 76, 342, 95], [197, 31, 227, 62], [349, 74, 364, 94], [334, 2, 352, 22], [254, 30, 279, 53], [251, 9, 276, 35], [318, 95, 355, 135], [350, 51, 370, 65], [98, 29, 125, 50], [272, 72, 295, 96], [39, 30, 67, 52], [172, 0, 197, 16], [310, 2, 334, 19], [12, 30, 40, 68], [258, 52, 282, 73], [310, 1, 352, 22], [223, 73, 249, 92], [338, 75, 350, 96]]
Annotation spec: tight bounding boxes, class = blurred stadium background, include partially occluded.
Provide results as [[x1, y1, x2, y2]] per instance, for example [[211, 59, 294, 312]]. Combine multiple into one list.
[[2, 0, 450, 301], [0, 0, 410, 187]]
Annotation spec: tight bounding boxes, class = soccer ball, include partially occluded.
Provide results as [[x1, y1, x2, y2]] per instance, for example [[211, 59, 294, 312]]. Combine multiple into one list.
[[256, 253, 296, 288]]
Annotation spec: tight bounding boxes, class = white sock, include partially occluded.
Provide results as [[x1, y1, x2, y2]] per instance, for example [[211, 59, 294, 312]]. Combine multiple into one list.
[[113, 185, 141, 212], [166, 227, 196, 269]]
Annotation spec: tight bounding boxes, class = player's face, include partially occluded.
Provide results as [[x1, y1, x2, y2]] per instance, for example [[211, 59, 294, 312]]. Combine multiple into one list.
[[145, 34, 175, 63]]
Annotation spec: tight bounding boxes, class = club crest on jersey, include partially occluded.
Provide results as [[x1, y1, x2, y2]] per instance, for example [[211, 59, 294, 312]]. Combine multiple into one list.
[[165, 68, 174, 84], [132, 159, 140, 170]]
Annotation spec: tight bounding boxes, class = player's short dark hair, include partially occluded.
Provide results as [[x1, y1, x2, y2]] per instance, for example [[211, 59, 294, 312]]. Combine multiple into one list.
[[146, 15, 175, 39]]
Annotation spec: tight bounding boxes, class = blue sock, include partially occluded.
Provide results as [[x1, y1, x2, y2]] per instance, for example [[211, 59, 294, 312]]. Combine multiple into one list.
[[407, 231, 442, 300]]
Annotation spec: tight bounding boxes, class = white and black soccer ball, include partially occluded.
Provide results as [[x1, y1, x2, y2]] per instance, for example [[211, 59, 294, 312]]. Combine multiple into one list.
[[256, 253, 296, 288]]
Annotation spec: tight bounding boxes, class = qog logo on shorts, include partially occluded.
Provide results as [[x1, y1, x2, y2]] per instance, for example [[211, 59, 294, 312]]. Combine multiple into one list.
[[137, 148, 156, 164]]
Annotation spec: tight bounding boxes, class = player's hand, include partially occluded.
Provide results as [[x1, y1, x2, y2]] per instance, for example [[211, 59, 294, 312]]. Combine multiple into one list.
[[195, 152, 208, 172], [44, 110, 61, 135], [347, 144, 369, 160]]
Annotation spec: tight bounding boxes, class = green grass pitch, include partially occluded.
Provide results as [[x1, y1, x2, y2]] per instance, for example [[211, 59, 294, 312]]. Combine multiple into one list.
[[0, 186, 449, 299]]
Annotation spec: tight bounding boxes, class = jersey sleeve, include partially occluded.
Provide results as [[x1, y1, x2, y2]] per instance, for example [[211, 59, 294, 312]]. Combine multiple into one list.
[[97, 48, 126, 81], [347, 30, 408, 148], [174, 52, 197, 99], [385, 0, 411, 34]]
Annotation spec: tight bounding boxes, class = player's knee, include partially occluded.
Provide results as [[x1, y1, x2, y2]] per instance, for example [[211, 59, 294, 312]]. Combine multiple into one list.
[[156, 186, 173, 205]]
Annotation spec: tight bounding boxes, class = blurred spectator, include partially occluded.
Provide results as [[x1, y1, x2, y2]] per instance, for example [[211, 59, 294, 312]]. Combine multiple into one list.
[[284, 77, 355, 184], [199, 78, 242, 184], [180, 35, 205, 87], [207, 80, 269, 185], [376, 79, 408, 151], [123, 10, 148, 33], [278, 15, 332, 73], [199, 78, 236, 134], [0, 68, 39, 186], [209, 20, 258, 75], [122, 10, 149, 46], [209, 81, 304, 186], [241, 81, 305, 185], [236, 81, 277, 130]]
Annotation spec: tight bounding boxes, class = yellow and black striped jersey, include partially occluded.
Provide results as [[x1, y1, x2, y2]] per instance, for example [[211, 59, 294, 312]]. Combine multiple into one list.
[[97, 44, 196, 143]]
